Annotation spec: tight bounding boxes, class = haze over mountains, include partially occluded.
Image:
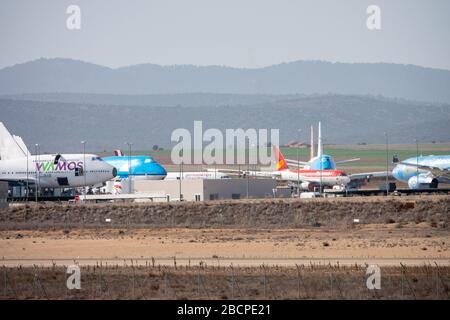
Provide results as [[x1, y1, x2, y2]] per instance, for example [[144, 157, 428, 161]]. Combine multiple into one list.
[[1, 95, 449, 152], [0, 58, 449, 152], [1, 58, 450, 104]]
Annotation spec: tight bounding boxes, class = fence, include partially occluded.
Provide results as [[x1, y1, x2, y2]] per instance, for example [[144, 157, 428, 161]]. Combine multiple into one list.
[[1, 262, 449, 300]]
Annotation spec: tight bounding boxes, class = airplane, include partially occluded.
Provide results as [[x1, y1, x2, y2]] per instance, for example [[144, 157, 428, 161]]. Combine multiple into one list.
[[392, 155, 450, 189], [281, 123, 391, 189], [102, 150, 167, 180], [210, 122, 354, 190], [270, 143, 351, 190], [210, 122, 389, 190], [0, 122, 117, 188]]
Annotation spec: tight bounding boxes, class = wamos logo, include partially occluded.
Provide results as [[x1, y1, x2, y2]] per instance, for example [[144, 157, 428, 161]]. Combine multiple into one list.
[[35, 161, 83, 172]]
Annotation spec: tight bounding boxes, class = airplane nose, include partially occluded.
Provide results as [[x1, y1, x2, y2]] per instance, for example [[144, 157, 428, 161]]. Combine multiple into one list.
[[156, 164, 167, 176]]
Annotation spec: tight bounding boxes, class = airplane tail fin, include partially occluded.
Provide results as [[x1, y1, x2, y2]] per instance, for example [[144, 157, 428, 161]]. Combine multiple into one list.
[[310, 125, 314, 161], [273, 145, 289, 171], [0, 122, 30, 160], [114, 150, 125, 156], [317, 121, 323, 157]]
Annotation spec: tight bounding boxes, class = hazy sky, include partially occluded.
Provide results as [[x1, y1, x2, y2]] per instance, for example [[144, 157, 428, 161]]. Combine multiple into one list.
[[1, 0, 449, 70]]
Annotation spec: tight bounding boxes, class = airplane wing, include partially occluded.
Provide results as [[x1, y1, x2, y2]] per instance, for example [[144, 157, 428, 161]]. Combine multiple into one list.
[[0, 122, 29, 160], [285, 159, 309, 167], [0, 176, 37, 184], [349, 171, 391, 181], [397, 161, 449, 177], [206, 168, 243, 174], [335, 158, 360, 164], [206, 168, 281, 178], [286, 158, 360, 166]]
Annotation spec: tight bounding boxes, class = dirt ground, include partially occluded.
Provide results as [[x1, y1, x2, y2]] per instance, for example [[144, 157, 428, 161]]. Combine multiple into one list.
[[1, 196, 449, 299], [1, 223, 448, 267]]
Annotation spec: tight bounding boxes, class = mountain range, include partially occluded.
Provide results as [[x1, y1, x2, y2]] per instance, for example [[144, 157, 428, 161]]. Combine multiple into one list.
[[1, 58, 450, 104]]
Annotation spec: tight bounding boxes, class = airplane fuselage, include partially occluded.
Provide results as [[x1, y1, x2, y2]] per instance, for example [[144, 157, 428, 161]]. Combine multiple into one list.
[[0, 154, 117, 188], [278, 169, 350, 186]]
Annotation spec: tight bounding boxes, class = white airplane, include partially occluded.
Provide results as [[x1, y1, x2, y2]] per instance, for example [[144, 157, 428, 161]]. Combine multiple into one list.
[[392, 155, 450, 189], [0, 122, 117, 188]]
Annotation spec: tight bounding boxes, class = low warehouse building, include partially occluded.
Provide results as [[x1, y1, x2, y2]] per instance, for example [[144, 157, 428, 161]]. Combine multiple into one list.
[[133, 178, 278, 201]]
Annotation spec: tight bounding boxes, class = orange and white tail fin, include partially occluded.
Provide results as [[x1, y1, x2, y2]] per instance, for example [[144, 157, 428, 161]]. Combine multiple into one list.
[[273, 145, 289, 171]]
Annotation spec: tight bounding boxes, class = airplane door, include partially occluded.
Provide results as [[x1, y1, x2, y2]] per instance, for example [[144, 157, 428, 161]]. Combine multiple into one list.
[[57, 177, 69, 186]]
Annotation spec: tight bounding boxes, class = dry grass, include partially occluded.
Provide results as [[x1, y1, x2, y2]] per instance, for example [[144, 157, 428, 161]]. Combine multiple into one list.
[[1, 196, 449, 231], [1, 264, 449, 300]]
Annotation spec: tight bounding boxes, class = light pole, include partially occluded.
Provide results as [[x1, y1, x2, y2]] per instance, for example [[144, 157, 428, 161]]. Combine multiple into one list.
[[415, 139, 419, 180], [384, 132, 389, 196], [125, 142, 133, 194], [26, 149, 29, 201], [320, 159, 323, 195], [81, 141, 86, 200], [34, 143, 39, 203], [297, 129, 301, 196], [319, 139, 323, 196], [251, 143, 256, 178], [246, 140, 250, 199], [179, 149, 183, 201]]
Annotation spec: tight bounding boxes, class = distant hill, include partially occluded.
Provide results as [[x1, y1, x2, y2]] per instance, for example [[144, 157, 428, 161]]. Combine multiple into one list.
[[1, 92, 299, 107], [1, 95, 449, 153], [1, 58, 450, 104]]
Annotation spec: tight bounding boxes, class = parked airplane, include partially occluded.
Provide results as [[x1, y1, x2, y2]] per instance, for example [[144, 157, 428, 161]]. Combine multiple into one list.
[[210, 122, 388, 190], [0, 122, 117, 188], [270, 144, 351, 190], [281, 123, 390, 188], [392, 155, 450, 189], [102, 151, 167, 180]]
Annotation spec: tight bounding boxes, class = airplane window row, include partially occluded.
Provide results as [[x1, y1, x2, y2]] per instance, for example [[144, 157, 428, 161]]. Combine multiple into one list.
[[4, 170, 110, 174]]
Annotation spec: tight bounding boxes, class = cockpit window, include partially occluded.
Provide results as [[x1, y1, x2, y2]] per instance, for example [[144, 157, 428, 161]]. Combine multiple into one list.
[[91, 156, 103, 161]]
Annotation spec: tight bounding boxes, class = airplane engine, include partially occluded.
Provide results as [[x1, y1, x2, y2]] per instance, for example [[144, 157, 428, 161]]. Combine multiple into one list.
[[407, 175, 438, 189], [300, 181, 312, 190]]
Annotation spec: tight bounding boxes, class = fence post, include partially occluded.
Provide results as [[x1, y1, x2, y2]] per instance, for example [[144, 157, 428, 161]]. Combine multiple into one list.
[[3, 267, 6, 297], [164, 272, 168, 297], [231, 266, 234, 299], [435, 267, 439, 299], [330, 272, 333, 299], [263, 266, 267, 299], [197, 270, 201, 297]]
